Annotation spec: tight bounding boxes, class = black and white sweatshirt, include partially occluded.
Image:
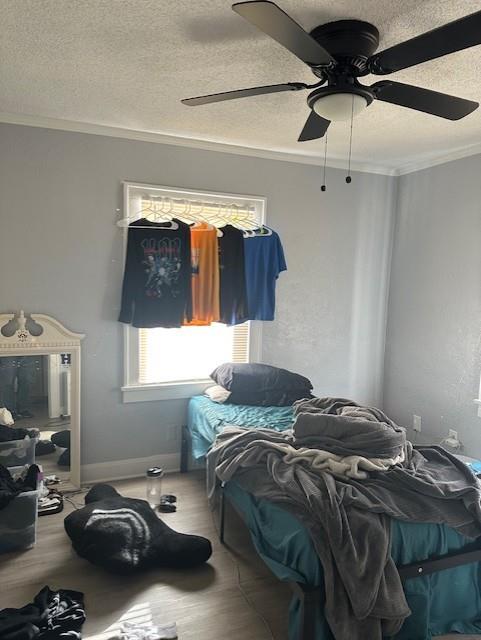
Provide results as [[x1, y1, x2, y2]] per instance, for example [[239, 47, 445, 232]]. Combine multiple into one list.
[[118, 218, 192, 328]]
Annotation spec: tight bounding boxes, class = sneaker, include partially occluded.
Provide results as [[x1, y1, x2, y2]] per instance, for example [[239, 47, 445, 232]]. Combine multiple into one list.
[[38, 491, 64, 516]]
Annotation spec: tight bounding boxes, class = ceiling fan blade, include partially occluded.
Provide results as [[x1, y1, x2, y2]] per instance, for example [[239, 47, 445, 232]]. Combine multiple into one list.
[[369, 10, 481, 74], [182, 82, 307, 106], [232, 1, 334, 67], [372, 81, 479, 120], [298, 111, 330, 142]]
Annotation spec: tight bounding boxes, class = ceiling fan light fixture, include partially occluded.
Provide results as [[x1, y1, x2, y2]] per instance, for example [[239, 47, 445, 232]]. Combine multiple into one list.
[[312, 92, 368, 121]]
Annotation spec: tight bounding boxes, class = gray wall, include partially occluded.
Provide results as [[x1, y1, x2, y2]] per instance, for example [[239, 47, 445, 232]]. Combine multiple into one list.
[[0, 123, 396, 467], [384, 154, 481, 457]]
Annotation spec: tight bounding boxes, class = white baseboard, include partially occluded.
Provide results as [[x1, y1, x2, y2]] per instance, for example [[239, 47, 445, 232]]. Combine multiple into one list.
[[81, 453, 180, 485]]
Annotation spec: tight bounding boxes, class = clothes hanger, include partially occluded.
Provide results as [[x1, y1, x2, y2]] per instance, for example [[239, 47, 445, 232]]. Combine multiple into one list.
[[147, 198, 180, 229], [250, 224, 273, 237], [224, 204, 255, 238], [126, 197, 180, 229], [176, 199, 222, 237], [117, 216, 179, 230], [117, 197, 256, 234]]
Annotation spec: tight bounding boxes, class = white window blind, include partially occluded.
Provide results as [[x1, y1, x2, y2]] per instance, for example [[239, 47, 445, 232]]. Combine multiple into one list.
[[139, 322, 249, 384], [124, 184, 264, 388]]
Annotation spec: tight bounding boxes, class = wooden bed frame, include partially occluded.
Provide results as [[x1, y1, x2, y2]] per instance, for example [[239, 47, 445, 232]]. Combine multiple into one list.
[[181, 424, 481, 640]]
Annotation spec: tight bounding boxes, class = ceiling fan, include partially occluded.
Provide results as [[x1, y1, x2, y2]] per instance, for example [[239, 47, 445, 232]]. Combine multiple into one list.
[[181, 1, 481, 142]]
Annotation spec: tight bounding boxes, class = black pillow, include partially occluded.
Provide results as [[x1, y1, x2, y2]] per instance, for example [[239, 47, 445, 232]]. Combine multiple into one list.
[[229, 388, 312, 407], [211, 364, 312, 405]]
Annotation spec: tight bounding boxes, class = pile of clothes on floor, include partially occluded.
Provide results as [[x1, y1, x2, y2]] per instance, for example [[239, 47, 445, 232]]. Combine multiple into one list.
[[0, 463, 39, 509], [0, 463, 63, 517], [0, 407, 70, 469], [0, 586, 178, 640], [204, 362, 313, 406], [207, 396, 481, 640], [0, 586, 85, 640], [64, 484, 212, 574], [38, 429, 71, 469], [0, 587, 178, 640], [0, 421, 38, 451], [0, 408, 64, 516]]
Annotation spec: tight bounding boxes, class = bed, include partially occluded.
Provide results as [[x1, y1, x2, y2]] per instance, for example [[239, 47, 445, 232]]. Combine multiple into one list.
[[181, 394, 294, 470], [184, 395, 481, 640]]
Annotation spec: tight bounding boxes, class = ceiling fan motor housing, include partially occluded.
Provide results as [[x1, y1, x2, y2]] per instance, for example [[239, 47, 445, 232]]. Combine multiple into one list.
[[309, 19, 380, 76], [306, 20, 379, 120]]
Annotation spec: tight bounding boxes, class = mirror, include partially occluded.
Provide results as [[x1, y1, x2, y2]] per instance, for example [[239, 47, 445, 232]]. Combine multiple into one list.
[[0, 354, 72, 483], [0, 311, 84, 489]]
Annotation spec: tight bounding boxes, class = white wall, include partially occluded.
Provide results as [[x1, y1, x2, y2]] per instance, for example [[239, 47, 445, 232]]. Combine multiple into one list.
[[384, 154, 481, 457], [0, 123, 396, 470]]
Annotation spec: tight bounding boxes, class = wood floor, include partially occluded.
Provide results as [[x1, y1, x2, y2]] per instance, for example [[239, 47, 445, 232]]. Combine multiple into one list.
[[0, 471, 478, 640]]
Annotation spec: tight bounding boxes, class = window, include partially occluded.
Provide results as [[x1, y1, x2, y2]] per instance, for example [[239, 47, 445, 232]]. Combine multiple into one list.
[[139, 323, 249, 384], [121, 182, 265, 402]]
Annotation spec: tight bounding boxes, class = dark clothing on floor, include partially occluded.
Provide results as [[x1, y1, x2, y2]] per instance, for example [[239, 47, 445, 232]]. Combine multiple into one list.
[[0, 464, 39, 510], [50, 431, 70, 449], [0, 586, 85, 640], [0, 424, 38, 443], [36, 441, 56, 456], [64, 483, 212, 574]]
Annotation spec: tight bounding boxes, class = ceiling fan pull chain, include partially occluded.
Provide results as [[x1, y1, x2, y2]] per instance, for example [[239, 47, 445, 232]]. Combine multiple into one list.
[[321, 132, 328, 192], [346, 95, 354, 184]]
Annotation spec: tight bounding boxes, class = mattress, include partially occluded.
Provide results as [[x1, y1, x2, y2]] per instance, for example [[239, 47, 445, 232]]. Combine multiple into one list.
[[225, 481, 481, 640], [187, 395, 294, 459]]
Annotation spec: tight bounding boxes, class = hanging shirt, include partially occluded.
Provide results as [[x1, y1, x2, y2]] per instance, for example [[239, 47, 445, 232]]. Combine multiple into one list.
[[218, 225, 248, 325], [184, 223, 220, 326], [118, 218, 192, 328], [244, 229, 287, 321]]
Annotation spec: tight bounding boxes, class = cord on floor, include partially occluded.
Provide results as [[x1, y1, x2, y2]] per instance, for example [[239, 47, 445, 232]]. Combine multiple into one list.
[[62, 486, 91, 510]]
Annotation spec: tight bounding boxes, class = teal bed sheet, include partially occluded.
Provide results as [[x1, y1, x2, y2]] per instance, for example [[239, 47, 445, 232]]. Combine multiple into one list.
[[187, 395, 294, 459], [225, 481, 481, 640]]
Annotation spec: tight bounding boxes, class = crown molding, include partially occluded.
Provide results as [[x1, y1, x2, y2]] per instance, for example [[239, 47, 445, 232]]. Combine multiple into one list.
[[395, 142, 481, 176], [2, 110, 480, 178], [0, 111, 397, 176]]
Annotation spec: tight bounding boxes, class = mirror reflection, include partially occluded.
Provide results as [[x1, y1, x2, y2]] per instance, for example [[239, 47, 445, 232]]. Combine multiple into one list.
[[0, 354, 71, 483]]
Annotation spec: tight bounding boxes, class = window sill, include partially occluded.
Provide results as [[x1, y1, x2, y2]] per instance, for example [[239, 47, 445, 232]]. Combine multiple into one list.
[[122, 380, 212, 403]]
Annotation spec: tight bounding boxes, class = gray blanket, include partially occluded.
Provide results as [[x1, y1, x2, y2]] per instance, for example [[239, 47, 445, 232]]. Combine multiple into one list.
[[206, 398, 481, 640], [293, 396, 407, 459]]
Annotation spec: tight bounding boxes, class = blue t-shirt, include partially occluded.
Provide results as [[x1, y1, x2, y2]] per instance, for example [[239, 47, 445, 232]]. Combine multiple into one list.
[[243, 230, 287, 321]]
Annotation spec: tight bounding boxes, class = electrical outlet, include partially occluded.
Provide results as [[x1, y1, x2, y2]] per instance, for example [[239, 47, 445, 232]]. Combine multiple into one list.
[[449, 429, 458, 441], [413, 415, 422, 432]]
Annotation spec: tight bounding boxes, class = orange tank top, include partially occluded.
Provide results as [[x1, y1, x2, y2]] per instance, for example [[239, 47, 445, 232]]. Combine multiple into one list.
[[185, 223, 220, 325]]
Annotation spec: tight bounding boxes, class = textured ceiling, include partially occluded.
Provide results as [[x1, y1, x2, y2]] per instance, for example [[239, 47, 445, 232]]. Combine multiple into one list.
[[1, 0, 481, 171]]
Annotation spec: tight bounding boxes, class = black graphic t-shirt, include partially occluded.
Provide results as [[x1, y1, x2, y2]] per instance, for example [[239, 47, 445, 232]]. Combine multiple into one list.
[[119, 218, 192, 328], [218, 225, 248, 325]]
